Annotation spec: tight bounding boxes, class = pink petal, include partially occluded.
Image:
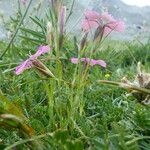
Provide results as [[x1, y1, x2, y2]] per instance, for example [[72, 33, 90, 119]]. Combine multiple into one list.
[[81, 10, 125, 34], [82, 58, 106, 67], [71, 58, 78, 64], [81, 58, 88, 62], [82, 10, 101, 32], [90, 59, 98, 66], [84, 10, 101, 20], [15, 59, 33, 75], [104, 21, 125, 34], [101, 12, 125, 34], [21, 0, 27, 5], [103, 26, 113, 35], [31, 45, 51, 59], [114, 21, 125, 32], [81, 19, 99, 32], [95, 60, 107, 68], [81, 58, 96, 66], [108, 21, 125, 32], [72, 57, 107, 68], [102, 12, 115, 23]]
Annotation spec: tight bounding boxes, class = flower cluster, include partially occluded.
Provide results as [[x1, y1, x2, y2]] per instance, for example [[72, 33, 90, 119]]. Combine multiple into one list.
[[81, 10, 125, 34], [71, 57, 106, 68], [15, 8, 125, 75]]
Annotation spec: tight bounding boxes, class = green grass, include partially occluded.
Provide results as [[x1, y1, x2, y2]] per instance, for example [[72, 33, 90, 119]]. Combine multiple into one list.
[[0, 39, 150, 150]]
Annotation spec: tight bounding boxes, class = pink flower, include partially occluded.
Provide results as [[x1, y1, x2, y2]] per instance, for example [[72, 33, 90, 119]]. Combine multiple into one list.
[[84, 10, 101, 20], [104, 21, 125, 34], [21, 0, 27, 5], [71, 57, 106, 68], [70, 58, 78, 64], [15, 59, 33, 75], [101, 12, 115, 23], [81, 10, 101, 32], [30, 45, 51, 59], [81, 10, 125, 34], [102, 12, 125, 34], [15, 45, 51, 75]]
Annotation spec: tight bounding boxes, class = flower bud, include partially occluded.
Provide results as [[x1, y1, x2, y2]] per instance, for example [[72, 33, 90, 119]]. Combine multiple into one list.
[[32, 59, 55, 78], [46, 22, 53, 44]]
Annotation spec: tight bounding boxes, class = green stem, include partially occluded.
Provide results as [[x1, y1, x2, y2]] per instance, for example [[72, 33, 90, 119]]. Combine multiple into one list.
[[98, 80, 150, 94], [126, 136, 150, 146], [66, 0, 76, 23], [0, 0, 33, 59]]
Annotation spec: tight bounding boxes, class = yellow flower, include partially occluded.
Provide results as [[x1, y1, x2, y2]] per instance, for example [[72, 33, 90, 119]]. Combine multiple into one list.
[[105, 74, 111, 78]]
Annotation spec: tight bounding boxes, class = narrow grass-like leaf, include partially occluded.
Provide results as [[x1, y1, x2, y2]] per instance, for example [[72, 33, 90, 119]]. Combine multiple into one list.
[[98, 80, 150, 95], [20, 27, 45, 39], [19, 35, 45, 44]]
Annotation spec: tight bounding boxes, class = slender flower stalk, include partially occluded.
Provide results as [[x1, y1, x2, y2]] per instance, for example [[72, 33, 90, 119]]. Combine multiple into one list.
[[80, 33, 88, 50], [59, 6, 66, 36], [58, 6, 66, 48], [51, 0, 60, 18], [47, 22, 53, 45]]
